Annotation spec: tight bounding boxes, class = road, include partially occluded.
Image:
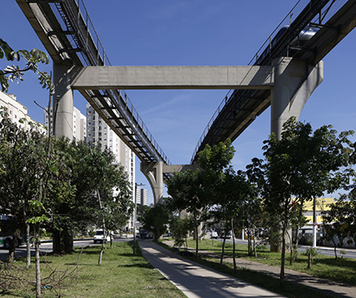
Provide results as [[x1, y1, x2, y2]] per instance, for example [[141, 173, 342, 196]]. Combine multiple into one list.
[[0, 237, 130, 261], [2, 237, 356, 260], [212, 237, 356, 259]]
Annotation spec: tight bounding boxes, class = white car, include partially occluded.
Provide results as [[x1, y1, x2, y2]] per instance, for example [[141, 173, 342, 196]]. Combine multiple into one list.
[[220, 231, 233, 239], [93, 230, 111, 244], [211, 231, 218, 239]]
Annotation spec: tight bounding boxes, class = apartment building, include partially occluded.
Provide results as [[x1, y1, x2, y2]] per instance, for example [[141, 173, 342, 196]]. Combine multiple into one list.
[[135, 186, 148, 206], [86, 103, 135, 186], [0, 91, 46, 133], [44, 106, 86, 142]]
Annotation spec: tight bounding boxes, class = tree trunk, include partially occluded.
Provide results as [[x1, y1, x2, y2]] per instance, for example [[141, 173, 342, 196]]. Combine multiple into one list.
[[231, 220, 237, 274], [63, 227, 73, 253], [247, 227, 253, 256], [195, 224, 199, 260], [53, 225, 73, 254], [98, 245, 104, 265], [280, 218, 287, 284], [220, 236, 226, 265], [7, 227, 21, 263], [331, 238, 338, 260], [52, 228, 61, 254], [220, 220, 229, 265], [293, 199, 305, 263], [253, 226, 257, 258], [35, 223, 41, 297], [26, 222, 31, 269]]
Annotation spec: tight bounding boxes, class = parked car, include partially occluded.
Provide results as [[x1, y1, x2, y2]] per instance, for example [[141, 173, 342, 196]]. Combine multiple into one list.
[[93, 230, 111, 244], [220, 231, 232, 239], [211, 231, 218, 239]]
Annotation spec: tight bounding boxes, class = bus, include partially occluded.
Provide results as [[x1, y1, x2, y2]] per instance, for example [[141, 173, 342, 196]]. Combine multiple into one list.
[[0, 215, 23, 249]]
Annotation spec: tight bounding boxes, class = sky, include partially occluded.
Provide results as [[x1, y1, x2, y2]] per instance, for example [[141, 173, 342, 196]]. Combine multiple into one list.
[[1, 0, 356, 205]]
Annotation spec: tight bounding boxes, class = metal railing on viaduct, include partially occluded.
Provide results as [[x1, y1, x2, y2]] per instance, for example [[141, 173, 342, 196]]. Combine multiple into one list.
[[191, 0, 356, 162], [16, 0, 356, 192], [16, 0, 171, 173]]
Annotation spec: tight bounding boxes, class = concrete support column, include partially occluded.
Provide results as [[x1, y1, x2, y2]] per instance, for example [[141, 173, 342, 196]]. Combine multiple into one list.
[[141, 161, 163, 205], [271, 57, 324, 137], [270, 57, 323, 253], [53, 63, 74, 139]]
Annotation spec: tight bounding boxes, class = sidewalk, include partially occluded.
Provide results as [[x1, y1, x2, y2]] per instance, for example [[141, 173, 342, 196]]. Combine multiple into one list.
[[161, 240, 356, 297], [139, 240, 284, 298]]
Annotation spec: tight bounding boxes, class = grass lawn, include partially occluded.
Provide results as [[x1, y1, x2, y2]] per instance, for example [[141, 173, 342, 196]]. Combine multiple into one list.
[[168, 238, 356, 286], [157, 238, 356, 298], [0, 241, 185, 298]]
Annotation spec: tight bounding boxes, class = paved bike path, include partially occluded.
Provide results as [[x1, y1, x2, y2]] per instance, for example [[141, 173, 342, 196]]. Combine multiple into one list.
[[139, 240, 284, 298]]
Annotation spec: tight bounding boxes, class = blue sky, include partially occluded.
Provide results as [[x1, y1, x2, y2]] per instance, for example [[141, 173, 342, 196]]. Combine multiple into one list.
[[1, 1, 356, 204]]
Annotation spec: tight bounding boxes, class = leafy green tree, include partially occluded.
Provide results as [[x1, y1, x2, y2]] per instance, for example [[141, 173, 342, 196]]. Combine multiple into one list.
[[0, 112, 68, 296], [136, 204, 150, 224], [167, 140, 236, 260], [0, 114, 46, 262], [322, 191, 356, 259], [261, 117, 354, 283], [48, 138, 133, 254], [167, 169, 209, 259], [142, 203, 169, 240], [0, 38, 54, 93], [169, 214, 195, 248]]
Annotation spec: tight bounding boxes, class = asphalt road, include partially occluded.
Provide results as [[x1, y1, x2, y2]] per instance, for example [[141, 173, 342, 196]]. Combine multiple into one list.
[[214, 237, 356, 259], [2, 237, 356, 260], [0, 237, 130, 261]]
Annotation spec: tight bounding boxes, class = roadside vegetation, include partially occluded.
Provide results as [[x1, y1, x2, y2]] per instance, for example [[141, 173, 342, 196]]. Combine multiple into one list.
[[0, 242, 185, 298], [183, 238, 356, 286], [166, 118, 356, 285], [159, 238, 356, 297], [2, 38, 356, 296]]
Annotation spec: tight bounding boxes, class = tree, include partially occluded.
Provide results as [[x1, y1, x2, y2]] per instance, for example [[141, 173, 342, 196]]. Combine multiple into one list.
[[169, 214, 195, 249], [167, 140, 236, 260], [0, 114, 48, 263], [142, 203, 170, 240], [245, 158, 266, 257], [48, 138, 133, 254], [167, 169, 209, 259], [0, 38, 53, 93], [261, 117, 354, 283], [322, 191, 356, 259]]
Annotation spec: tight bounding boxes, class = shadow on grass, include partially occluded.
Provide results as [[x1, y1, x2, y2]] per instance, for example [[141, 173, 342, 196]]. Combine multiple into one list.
[[118, 262, 153, 269], [157, 241, 341, 298], [303, 257, 356, 286]]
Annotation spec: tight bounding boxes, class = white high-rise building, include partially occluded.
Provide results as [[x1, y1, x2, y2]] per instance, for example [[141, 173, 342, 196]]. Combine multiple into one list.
[[44, 101, 136, 230], [86, 103, 135, 186], [86, 104, 136, 230], [135, 186, 148, 206], [44, 106, 86, 142], [0, 91, 46, 133]]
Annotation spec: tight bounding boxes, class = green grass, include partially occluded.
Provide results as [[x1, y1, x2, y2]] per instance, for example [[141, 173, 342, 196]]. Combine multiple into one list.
[[158, 238, 356, 298], [191, 238, 356, 286], [169, 238, 356, 284], [0, 242, 185, 298]]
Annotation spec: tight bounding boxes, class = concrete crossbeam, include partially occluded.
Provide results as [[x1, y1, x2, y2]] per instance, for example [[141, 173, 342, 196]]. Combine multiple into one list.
[[162, 164, 199, 174], [72, 65, 274, 90]]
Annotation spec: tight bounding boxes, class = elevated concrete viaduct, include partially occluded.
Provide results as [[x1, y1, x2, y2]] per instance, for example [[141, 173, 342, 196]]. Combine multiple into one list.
[[67, 59, 323, 203], [17, 0, 354, 205]]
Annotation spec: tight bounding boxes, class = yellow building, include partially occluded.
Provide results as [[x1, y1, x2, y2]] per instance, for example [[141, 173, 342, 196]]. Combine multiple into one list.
[[302, 198, 336, 225]]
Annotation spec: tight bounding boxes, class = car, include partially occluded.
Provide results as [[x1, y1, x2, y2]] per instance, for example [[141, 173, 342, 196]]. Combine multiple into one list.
[[211, 231, 218, 239], [220, 231, 232, 239], [93, 230, 111, 244]]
